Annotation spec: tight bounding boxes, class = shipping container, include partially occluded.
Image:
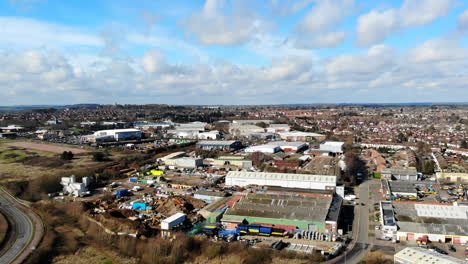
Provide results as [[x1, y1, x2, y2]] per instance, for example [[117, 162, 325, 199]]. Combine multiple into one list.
[[116, 189, 129, 198], [161, 213, 186, 230]]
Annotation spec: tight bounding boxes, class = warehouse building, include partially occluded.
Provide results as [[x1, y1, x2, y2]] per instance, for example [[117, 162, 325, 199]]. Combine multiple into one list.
[[194, 190, 228, 204], [213, 156, 253, 168], [436, 172, 468, 183], [266, 141, 308, 153], [164, 157, 203, 168], [388, 180, 418, 197], [389, 202, 468, 244], [382, 167, 418, 181], [196, 140, 242, 151], [229, 124, 266, 136], [91, 129, 142, 142], [266, 124, 290, 133], [232, 120, 273, 125], [244, 144, 281, 154], [133, 122, 172, 130], [394, 247, 466, 264], [319, 141, 344, 154], [278, 131, 326, 141], [225, 171, 337, 191], [222, 193, 342, 232], [379, 201, 398, 237]]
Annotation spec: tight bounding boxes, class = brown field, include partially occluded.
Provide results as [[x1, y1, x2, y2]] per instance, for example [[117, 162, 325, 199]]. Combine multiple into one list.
[[53, 245, 138, 264], [4, 142, 91, 154], [0, 211, 8, 246], [0, 144, 108, 183]]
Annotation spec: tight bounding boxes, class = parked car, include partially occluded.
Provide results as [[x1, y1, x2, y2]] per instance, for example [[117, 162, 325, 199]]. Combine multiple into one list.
[[433, 247, 448, 255], [449, 245, 456, 252]]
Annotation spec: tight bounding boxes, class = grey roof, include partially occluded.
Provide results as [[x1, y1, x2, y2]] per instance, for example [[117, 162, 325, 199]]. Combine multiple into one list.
[[382, 167, 417, 176], [197, 140, 238, 146], [325, 196, 343, 222], [226, 171, 337, 184], [389, 181, 418, 194], [397, 221, 468, 236], [195, 190, 227, 197], [393, 202, 468, 236], [395, 247, 467, 264], [225, 193, 332, 222]]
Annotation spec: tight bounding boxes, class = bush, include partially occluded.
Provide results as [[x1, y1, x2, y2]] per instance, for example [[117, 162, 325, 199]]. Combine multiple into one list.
[[60, 151, 74, 160], [92, 152, 106, 162]]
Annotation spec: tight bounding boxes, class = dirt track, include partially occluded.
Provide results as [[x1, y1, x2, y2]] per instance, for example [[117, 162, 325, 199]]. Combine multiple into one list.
[[4, 142, 91, 154]]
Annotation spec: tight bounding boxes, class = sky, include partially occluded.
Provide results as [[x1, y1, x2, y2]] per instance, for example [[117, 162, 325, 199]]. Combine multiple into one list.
[[1, 0, 468, 105]]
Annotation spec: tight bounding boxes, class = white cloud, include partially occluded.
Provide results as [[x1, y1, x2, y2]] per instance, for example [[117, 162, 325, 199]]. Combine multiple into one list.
[[407, 38, 468, 63], [311, 31, 348, 47], [327, 44, 397, 75], [181, 0, 272, 45], [400, 0, 453, 27], [0, 16, 102, 49], [297, 0, 356, 34], [458, 10, 468, 30], [356, 9, 399, 47], [356, 0, 454, 47], [142, 50, 168, 73], [270, 0, 314, 16]]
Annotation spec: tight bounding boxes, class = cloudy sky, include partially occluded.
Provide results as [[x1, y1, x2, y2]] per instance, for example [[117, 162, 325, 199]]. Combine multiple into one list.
[[1, 0, 468, 105]]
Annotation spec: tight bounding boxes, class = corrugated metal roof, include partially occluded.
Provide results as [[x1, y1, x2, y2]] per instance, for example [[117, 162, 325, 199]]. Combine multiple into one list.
[[226, 171, 336, 184]]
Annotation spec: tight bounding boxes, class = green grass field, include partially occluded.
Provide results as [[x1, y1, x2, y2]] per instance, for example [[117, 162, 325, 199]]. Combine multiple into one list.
[[0, 147, 28, 162]]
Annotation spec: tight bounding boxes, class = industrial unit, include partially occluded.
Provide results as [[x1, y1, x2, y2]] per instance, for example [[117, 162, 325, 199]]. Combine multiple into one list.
[[91, 129, 142, 142], [212, 156, 253, 168], [266, 141, 308, 153], [196, 140, 243, 151], [387, 202, 468, 244], [436, 172, 468, 183], [319, 141, 344, 154], [277, 131, 326, 141], [221, 193, 342, 232], [244, 144, 281, 154], [382, 167, 418, 181], [194, 190, 228, 204], [225, 171, 337, 190], [394, 247, 467, 264]]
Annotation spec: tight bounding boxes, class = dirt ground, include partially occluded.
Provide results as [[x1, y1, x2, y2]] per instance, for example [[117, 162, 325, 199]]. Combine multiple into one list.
[[4, 142, 91, 154]]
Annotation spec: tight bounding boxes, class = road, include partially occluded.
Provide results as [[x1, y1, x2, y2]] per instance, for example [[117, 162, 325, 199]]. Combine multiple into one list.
[[333, 179, 371, 264], [0, 188, 43, 264]]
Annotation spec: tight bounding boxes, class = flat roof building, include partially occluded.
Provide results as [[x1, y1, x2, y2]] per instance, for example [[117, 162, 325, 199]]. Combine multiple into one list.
[[91, 129, 142, 142], [436, 172, 468, 183], [382, 167, 418, 181], [278, 131, 326, 141], [395, 247, 466, 264], [196, 140, 242, 151], [319, 141, 344, 154], [225, 171, 337, 191], [222, 193, 341, 232], [392, 202, 468, 244]]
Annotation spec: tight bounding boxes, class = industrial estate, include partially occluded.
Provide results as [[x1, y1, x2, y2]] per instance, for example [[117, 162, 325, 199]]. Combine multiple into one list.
[[0, 104, 467, 264]]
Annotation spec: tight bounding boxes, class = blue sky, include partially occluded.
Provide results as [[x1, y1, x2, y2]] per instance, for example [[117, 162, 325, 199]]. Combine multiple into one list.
[[1, 0, 468, 105]]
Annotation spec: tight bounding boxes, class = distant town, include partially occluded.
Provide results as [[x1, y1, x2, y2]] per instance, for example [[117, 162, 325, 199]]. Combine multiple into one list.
[[0, 104, 467, 264]]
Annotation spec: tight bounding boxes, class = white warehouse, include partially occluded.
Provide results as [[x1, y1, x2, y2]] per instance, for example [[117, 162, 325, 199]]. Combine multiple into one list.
[[92, 129, 142, 142], [225, 171, 337, 190]]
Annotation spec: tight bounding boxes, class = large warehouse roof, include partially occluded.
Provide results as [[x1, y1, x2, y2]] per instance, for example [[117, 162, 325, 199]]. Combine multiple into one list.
[[226, 171, 336, 184], [395, 247, 466, 264], [197, 140, 237, 146], [225, 193, 332, 222]]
